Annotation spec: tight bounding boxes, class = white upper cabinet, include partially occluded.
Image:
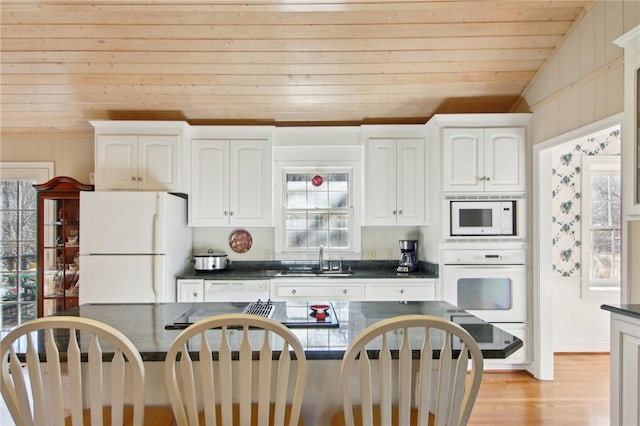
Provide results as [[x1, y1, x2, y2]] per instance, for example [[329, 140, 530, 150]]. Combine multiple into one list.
[[92, 121, 188, 192], [442, 127, 525, 192], [189, 126, 273, 227], [363, 126, 426, 225]]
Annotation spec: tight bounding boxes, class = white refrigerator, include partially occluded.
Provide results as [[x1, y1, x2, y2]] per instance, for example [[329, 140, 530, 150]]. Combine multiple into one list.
[[79, 191, 192, 304]]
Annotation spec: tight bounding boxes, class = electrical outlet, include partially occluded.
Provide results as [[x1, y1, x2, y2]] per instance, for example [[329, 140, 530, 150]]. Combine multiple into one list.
[[363, 250, 375, 260]]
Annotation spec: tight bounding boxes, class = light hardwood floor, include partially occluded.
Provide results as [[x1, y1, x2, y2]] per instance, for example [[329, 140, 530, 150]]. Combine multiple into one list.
[[0, 354, 610, 425], [470, 354, 610, 425]]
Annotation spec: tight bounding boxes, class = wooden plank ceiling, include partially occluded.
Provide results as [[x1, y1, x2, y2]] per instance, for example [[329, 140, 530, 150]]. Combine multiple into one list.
[[0, 0, 593, 134]]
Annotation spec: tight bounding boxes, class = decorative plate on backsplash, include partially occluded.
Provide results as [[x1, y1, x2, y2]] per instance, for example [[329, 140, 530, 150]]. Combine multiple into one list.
[[229, 229, 253, 253]]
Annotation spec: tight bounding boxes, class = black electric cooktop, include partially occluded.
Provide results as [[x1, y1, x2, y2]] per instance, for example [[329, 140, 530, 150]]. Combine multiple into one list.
[[165, 300, 339, 330]]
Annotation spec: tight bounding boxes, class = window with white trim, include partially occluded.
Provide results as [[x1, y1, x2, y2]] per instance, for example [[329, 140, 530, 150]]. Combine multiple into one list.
[[283, 171, 351, 250], [581, 155, 621, 291]]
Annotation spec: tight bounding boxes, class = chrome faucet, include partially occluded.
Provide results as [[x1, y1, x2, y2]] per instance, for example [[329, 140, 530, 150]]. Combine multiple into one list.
[[319, 245, 324, 271]]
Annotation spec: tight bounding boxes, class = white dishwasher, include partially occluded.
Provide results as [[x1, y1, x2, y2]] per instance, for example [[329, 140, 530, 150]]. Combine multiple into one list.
[[204, 280, 269, 302]]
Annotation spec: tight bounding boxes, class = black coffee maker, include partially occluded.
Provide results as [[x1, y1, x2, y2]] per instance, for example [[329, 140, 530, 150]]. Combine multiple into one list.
[[397, 240, 418, 273]]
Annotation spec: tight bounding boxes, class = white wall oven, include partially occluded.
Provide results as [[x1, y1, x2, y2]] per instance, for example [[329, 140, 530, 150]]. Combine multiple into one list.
[[442, 249, 526, 323]]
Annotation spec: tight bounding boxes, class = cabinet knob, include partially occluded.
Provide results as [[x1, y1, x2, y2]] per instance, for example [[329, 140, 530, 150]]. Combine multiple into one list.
[[343, 289, 348, 294], [485, 176, 491, 181], [400, 289, 405, 294], [398, 210, 403, 215], [224, 211, 228, 216], [392, 210, 397, 215], [131, 176, 137, 181], [292, 289, 296, 294], [193, 293, 198, 297], [229, 211, 234, 216], [138, 177, 143, 181]]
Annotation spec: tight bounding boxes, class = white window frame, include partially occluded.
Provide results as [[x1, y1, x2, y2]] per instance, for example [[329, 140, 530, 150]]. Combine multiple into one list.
[[0, 162, 53, 328], [580, 155, 621, 293], [272, 145, 363, 261]]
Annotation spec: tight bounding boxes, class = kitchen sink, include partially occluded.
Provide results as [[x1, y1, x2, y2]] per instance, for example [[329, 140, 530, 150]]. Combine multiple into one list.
[[275, 270, 354, 278]]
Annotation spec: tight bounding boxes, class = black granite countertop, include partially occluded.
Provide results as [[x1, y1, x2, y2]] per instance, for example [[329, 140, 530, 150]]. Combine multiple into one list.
[[178, 260, 439, 280], [34, 300, 520, 362], [601, 304, 640, 320]]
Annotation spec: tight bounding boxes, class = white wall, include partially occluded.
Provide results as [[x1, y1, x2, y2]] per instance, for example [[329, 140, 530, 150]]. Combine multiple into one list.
[[523, 1, 640, 359]]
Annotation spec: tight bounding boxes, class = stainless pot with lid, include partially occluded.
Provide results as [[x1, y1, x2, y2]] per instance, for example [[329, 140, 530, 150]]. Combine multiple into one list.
[[194, 249, 229, 271]]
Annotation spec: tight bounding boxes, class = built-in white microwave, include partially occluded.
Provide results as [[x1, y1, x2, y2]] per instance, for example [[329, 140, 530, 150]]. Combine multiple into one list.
[[450, 200, 516, 236]]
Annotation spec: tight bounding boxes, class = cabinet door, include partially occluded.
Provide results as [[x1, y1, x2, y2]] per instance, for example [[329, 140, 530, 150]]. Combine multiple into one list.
[[189, 139, 229, 226], [137, 135, 180, 191], [442, 128, 484, 192], [365, 139, 398, 225], [396, 139, 425, 225], [229, 140, 271, 226], [177, 280, 204, 302], [95, 135, 139, 190], [484, 128, 525, 192]]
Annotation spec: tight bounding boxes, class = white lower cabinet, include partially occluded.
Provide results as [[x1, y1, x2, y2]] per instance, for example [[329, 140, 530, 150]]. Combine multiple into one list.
[[177, 279, 204, 302], [609, 312, 640, 426], [366, 279, 436, 301], [176, 279, 269, 302], [488, 322, 527, 366], [204, 280, 269, 302], [180, 277, 438, 302], [270, 279, 366, 301]]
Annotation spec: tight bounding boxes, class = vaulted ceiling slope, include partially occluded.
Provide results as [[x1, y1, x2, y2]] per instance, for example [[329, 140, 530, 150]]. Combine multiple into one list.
[[0, 0, 593, 134]]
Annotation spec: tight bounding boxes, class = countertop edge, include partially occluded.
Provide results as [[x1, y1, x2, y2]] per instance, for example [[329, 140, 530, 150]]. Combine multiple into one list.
[[601, 304, 640, 320]]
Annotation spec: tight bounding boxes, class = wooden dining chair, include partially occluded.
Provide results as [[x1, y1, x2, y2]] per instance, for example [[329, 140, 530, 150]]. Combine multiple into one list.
[[331, 315, 483, 426], [0, 315, 173, 426], [164, 313, 308, 426]]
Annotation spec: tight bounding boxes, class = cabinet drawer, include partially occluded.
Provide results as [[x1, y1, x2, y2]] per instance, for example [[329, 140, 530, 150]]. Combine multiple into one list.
[[272, 281, 365, 300], [366, 281, 435, 301], [177, 279, 204, 302], [204, 280, 269, 302]]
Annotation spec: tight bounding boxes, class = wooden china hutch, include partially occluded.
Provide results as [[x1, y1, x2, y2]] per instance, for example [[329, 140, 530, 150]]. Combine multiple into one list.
[[34, 176, 93, 317]]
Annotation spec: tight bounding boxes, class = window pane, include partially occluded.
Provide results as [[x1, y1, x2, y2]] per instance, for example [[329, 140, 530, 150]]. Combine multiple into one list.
[[308, 213, 328, 230], [1, 242, 18, 272], [308, 230, 328, 248], [286, 191, 306, 208], [590, 176, 609, 200], [591, 201, 610, 226], [20, 211, 37, 240], [329, 213, 348, 229], [328, 174, 348, 191], [1, 211, 18, 240], [286, 174, 307, 191], [286, 231, 306, 248], [1, 182, 18, 209], [285, 213, 306, 230], [329, 192, 348, 208], [611, 175, 621, 199], [611, 201, 621, 226], [19, 181, 37, 209], [329, 230, 348, 248], [308, 191, 328, 208]]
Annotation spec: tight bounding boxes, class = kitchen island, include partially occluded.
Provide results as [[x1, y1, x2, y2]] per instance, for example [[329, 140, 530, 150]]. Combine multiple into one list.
[[36, 301, 519, 424]]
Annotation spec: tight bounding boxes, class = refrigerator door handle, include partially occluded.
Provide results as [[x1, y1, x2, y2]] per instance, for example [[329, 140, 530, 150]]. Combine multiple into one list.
[[151, 254, 158, 303], [152, 193, 161, 254]]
